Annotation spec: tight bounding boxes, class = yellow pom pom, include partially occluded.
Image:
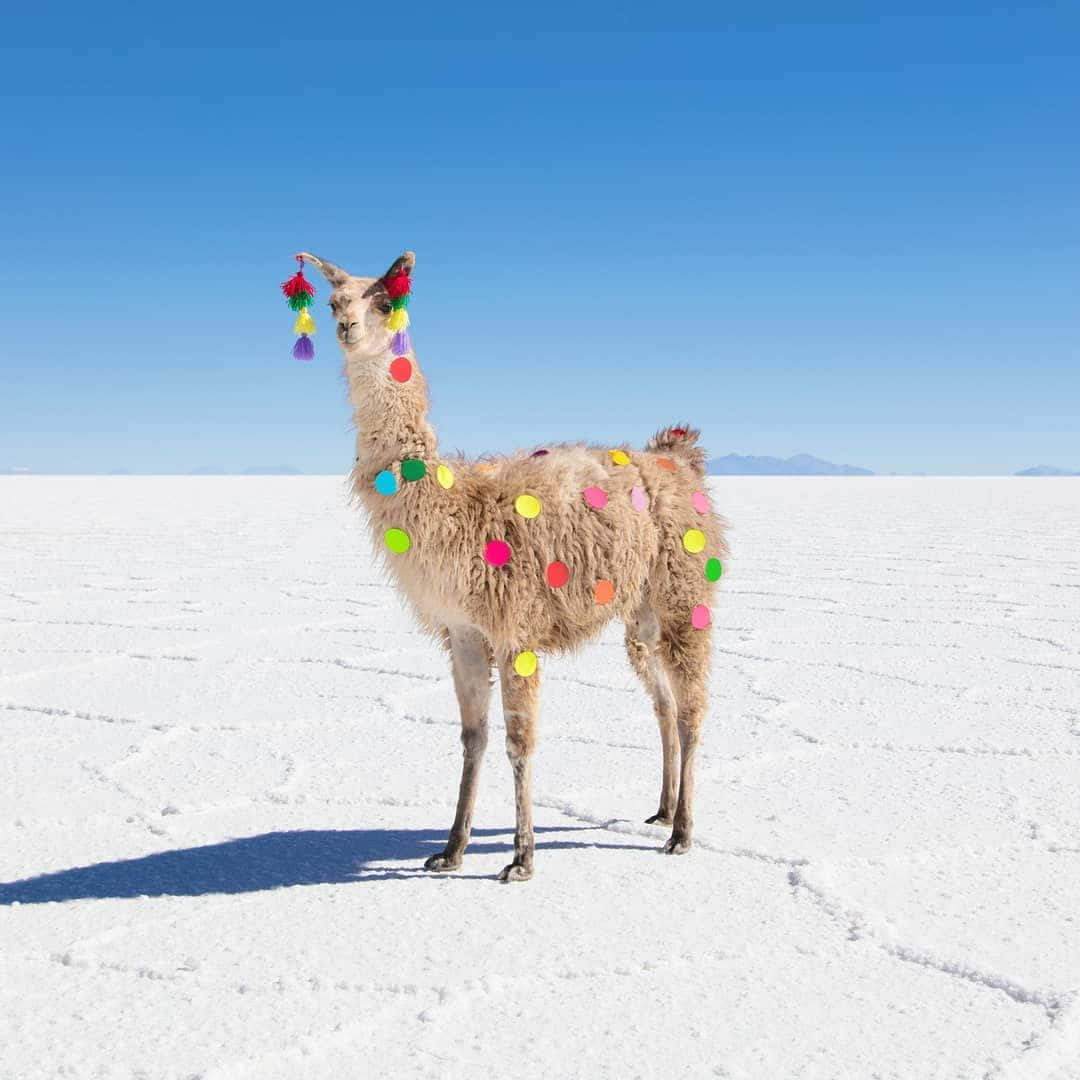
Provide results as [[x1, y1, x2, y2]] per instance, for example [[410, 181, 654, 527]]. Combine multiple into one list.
[[513, 650, 538, 678], [682, 529, 706, 554], [514, 494, 541, 519], [387, 308, 410, 332], [293, 308, 315, 335]]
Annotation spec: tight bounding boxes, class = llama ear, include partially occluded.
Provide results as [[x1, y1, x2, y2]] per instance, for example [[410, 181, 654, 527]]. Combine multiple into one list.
[[382, 251, 415, 282], [295, 252, 349, 288]]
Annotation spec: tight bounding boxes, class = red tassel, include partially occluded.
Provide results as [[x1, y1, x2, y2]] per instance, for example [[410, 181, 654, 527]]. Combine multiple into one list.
[[282, 271, 315, 299], [670, 428, 687, 438], [385, 271, 411, 299]]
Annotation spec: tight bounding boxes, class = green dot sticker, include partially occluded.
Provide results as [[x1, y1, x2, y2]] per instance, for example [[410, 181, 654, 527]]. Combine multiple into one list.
[[401, 459, 427, 482], [705, 557, 723, 581], [385, 528, 411, 553]]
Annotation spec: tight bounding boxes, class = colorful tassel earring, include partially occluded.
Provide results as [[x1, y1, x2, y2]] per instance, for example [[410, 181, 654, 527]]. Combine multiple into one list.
[[282, 256, 316, 361], [386, 265, 412, 354]]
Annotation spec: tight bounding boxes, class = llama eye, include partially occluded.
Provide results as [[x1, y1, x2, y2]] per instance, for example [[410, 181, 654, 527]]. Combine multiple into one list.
[[378, 301, 392, 315]]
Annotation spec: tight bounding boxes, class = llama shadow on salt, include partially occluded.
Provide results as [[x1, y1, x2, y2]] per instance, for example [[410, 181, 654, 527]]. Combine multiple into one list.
[[0, 825, 655, 905]]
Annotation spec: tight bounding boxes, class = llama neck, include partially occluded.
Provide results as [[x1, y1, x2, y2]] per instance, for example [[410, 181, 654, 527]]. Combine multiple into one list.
[[348, 349, 439, 476]]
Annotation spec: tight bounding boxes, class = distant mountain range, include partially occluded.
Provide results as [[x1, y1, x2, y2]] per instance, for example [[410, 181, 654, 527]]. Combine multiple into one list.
[[707, 453, 874, 476], [190, 466, 303, 475], [1014, 465, 1080, 477]]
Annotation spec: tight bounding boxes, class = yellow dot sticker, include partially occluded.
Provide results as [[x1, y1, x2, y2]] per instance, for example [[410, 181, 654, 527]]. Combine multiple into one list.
[[513, 650, 538, 678], [609, 449, 630, 466], [437, 464, 454, 489], [514, 493, 541, 519], [682, 528, 706, 554], [385, 528, 411, 553]]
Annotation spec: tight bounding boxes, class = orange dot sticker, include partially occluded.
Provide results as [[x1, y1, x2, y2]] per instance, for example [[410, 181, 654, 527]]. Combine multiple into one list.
[[656, 457, 677, 473], [389, 356, 412, 383], [594, 579, 615, 605], [546, 560, 570, 588], [609, 449, 630, 466]]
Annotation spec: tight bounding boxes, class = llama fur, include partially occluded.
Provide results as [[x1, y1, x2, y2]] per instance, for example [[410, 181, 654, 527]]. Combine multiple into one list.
[[299, 249, 729, 881]]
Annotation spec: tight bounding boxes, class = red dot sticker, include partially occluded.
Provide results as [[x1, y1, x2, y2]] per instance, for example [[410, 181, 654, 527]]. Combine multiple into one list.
[[389, 356, 412, 382], [546, 560, 570, 588], [583, 486, 608, 509], [656, 458, 677, 473], [484, 540, 511, 567]]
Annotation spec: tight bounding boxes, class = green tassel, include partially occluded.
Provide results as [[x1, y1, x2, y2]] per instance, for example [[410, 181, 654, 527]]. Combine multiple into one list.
[[287, 291, 314, 311], [391, 294, 409, 311]]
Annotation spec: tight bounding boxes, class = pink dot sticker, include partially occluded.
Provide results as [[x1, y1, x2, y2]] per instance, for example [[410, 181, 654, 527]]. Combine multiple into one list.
[[691, 604, 711, 630], [484, 540, 511, 567], [631, 485, 648, 512], [583, 486, 608, 509], [691, 491, 709, 513]]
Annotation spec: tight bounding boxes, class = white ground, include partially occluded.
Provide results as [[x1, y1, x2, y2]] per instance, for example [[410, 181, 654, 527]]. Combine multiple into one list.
[[2, 476, 1079, 1080]]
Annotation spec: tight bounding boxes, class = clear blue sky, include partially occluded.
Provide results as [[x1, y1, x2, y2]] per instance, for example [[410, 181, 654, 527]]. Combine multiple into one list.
[[2, 2, 1077, 475]]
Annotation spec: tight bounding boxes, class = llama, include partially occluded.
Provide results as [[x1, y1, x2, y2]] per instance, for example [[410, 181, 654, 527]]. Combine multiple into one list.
[[299, 250, 728, 882]]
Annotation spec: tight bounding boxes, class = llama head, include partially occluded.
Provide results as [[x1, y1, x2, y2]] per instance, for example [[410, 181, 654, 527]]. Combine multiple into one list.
[[296, 251, 415, 356]]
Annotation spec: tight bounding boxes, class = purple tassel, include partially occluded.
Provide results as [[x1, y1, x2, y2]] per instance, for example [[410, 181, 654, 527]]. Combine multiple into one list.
[[292, 333, 314, 361], [391, 329, 411, 355]]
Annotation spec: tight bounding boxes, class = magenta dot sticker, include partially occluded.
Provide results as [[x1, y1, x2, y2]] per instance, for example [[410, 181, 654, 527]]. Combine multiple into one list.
[[484, 540, 511, 567], [583, 486, 608, 509], [691, 604, 711, 630], [691, 491, 709, 514], [631, 485, 648, 512]]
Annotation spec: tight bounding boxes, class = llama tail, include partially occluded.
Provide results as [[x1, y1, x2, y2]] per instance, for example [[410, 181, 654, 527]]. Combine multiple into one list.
[[645, 424, 708, 477]]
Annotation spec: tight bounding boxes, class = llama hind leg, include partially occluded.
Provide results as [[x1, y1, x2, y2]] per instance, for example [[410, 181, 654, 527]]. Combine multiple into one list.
[[424, 626, 492, 872], [660, 622, 711, 855], [496, 653, 540, 882], [625, 600, 679, 826]]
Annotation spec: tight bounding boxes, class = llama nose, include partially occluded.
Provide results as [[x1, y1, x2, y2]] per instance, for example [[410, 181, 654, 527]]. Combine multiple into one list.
[[338, 321, 356, 335]]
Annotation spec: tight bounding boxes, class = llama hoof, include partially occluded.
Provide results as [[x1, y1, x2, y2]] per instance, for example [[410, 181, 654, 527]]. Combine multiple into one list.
[[498, 861, 533, 883], [424, 851, 462, 872], [662, 833, 692, 855], [645, 813, 674, 826]]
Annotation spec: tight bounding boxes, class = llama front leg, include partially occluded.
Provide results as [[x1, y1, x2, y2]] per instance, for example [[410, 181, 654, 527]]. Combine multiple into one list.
[[496, 654, 540, 882], [424, 627, 493, 872]]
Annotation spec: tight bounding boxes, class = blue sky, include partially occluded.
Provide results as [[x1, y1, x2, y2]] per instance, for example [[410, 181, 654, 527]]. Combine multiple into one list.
[[2, 3, 1077, 474]]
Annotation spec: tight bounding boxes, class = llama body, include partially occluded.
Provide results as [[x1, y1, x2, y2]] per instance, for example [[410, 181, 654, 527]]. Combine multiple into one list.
[[302, 250, 728, 881]]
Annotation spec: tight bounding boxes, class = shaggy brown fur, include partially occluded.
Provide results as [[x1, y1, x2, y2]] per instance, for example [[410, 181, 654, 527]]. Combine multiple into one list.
[[299, 250, 729, 881]]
